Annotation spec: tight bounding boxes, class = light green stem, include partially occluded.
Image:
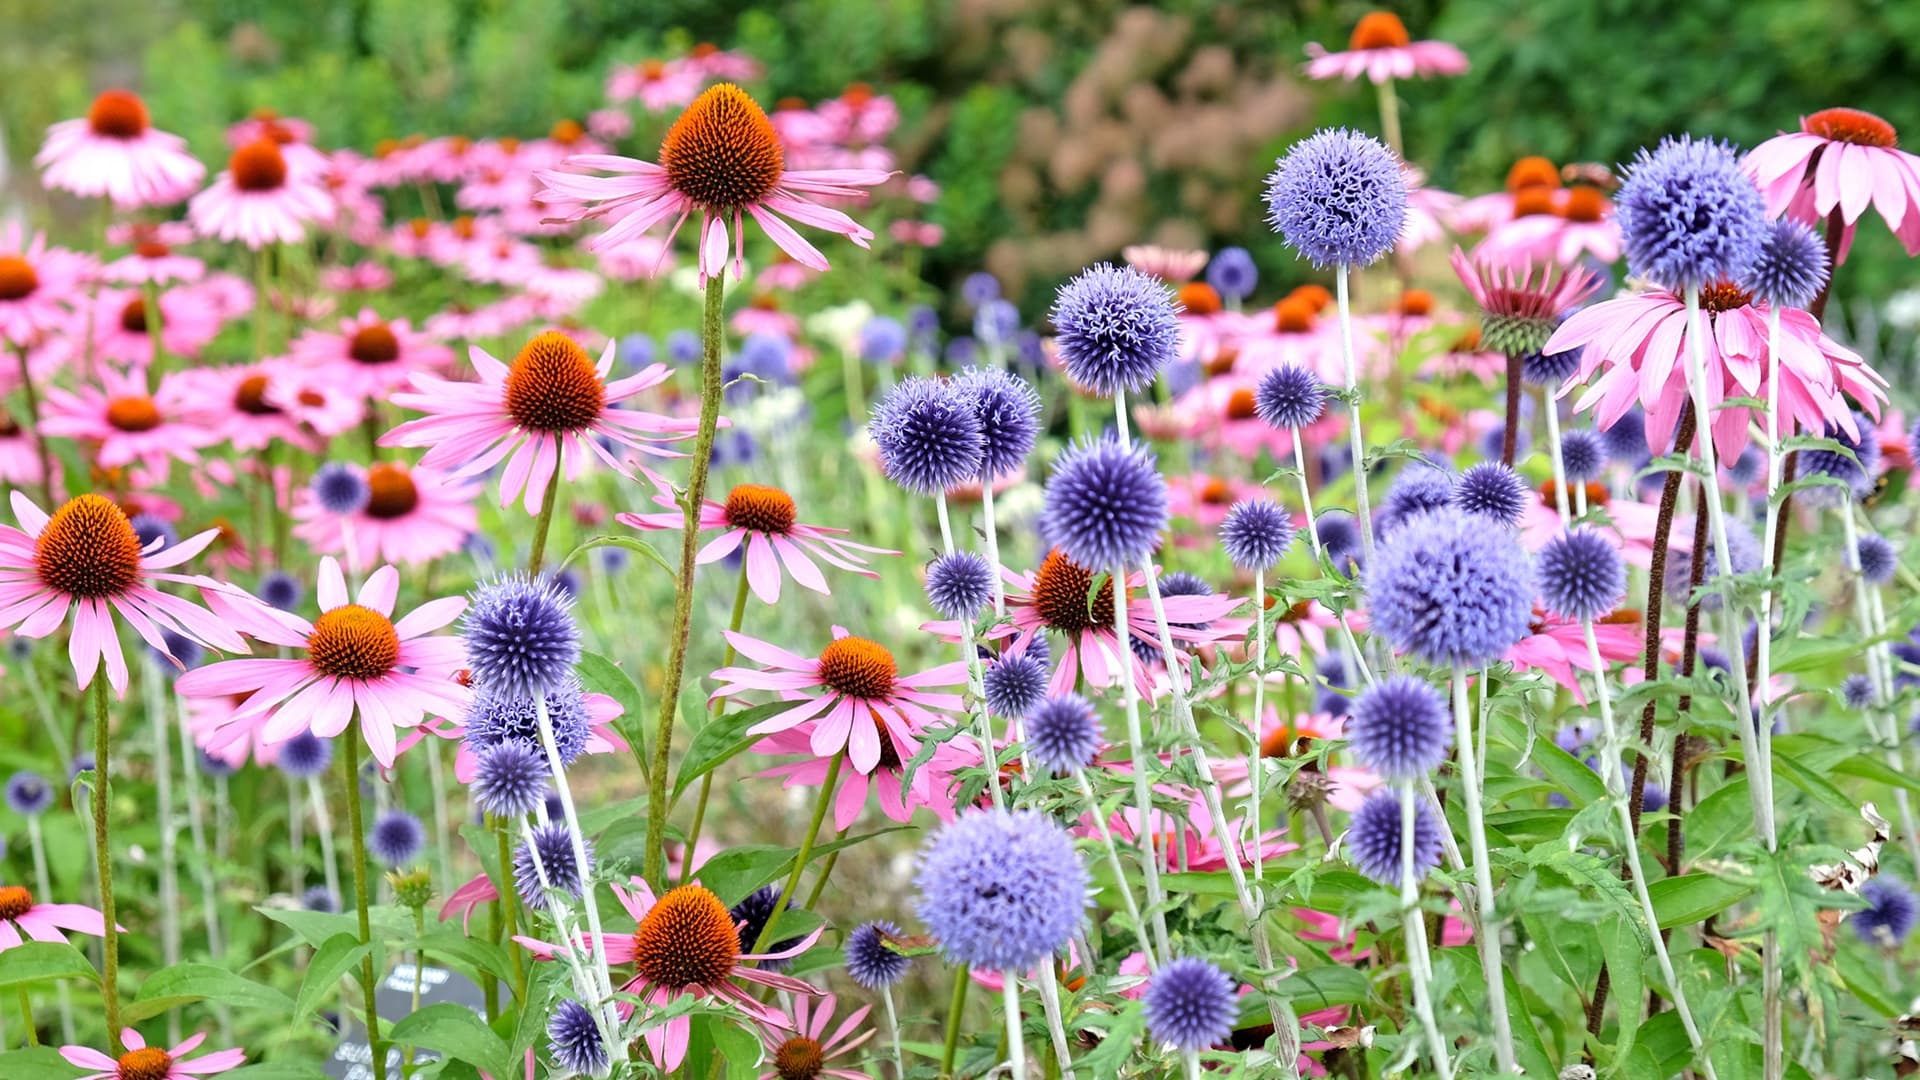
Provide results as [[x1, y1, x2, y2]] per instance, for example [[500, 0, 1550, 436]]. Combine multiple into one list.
[[342, 722, 388, 1080], [526, 466, 563, 575], [90, 679, 122, 1054], [679, 561, 752, 886], [750, 755, 842, 955]]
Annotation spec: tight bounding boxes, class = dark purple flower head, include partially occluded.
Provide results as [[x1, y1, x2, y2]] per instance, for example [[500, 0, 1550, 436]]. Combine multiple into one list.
[[463, 575, 581, 698], [1453, 462, 1530, 526], [1800, 411, 1880, 505], [1858, 533, 1897, 586], [1219, 498, 1296, 571], [1616, 136, 1766, 291], [730, 885, 807, 969], [464, 680, 593, 767], [548, 999, 610, 1076], [1206, 246, 1259, 301], [1744, 217, 1829, 309], [129, 513, 177, 553], [1265, 128, 1408, 268], [955, 367, 1042, 480], [1143, 955, 1238, 1052], [515, 823, 591, 908], [983, 650, 1049, 719], [471, 741, 551, 817], [915, 809, 1087, 972], [1842, 673, 1876, 711], [369, 810, 425, 867], [1538, 528, 1627, 622], [1039, 438, 1167, 570], [1025, 692, 1102, 774], [1254, 364, 1329, 430], [1377, 462, 1455, 537], [1522, 346, 1582, 387], [1559, 428, 1605, 482], [5, 771, 53, 816], [276, 732, 334, 780], [926, 551, 995, 621], [1345, 675, 1452, 779], [1366, 506, 1534, 667], [1050, 264, 1182, 396], [869, 376, 985, 495], [1855, 878, 1919, 946], [1347, 789, 1443, 888], [1314, 510, 1360, 559], [259, 569, 305, 612], [846, 919, 912, 988], [302, 885, 337, 913], [1602, 408, 1649, 462], [312, 462, 371, 516]]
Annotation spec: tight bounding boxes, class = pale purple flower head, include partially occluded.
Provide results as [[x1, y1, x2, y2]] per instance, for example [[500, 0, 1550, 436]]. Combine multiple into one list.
[[1858, 533, 1897, 587], [926, 551, 995, 621], [1040, 438, 1167, 570], [1366, 506, 1534, 667], [870, 376, 985, 495], [1254, 364, 1328, 430], [1219, 498, 1296, 571], [955, 366, 1042, 480], [1025, 692, 1102, 774], [370, 810, 425, 867], [1453, 462, 1530, 526], [983, 650, 1048, 720], [1206, 246, 1258, 301], [463, 575, 581, 698], [1616, 136, 1766, 291], [515, 823, 591, 907], [846, 919, 912, 988], [1050, 264, 1181, 396], [1265, 128, 1408, 268], [1345, 675, 1452, 779], [1856, 878, 1919, 945], [1743, 217, 1829, 309], [1538, 528, 1626, 622], [471, 741, 551, 818], [1347, 789, 1442, 887], [1143, 956, 1238, 1052], [915, 809, 1087, 972]]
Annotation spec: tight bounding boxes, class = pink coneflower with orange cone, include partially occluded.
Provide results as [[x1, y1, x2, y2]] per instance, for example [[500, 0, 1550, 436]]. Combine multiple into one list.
[[1304, 12, 1469, 84], [617, 480, 893, 603], [285, 308, 454, 405], [0, 223, 94, 348], [291, 461, 480, 569], [61, 1029, 244, 1080], [41, 367, 219, 472], [36, 90, 205, 208], [188, 138, 334, 249], [0, 882, 108, 950], [86, 287, 224, 367], [1746, 107, 1920, 259]]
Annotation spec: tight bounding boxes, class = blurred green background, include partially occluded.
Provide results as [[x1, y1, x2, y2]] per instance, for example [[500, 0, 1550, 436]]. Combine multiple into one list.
[[6, 0, 1920, 305]]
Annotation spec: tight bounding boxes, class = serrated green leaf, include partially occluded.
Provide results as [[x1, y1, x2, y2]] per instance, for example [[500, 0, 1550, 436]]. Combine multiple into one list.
[[1598, 912, 1645, 1062], [293, 933, 371, 1022], [1770, 750, 1855, 813], [387, 1002, 512, 1078], [0, 941, 96, 990], [1526, 845, 1648, 950], [125, 963, 294, 1022], [558, 534, 673, 576]]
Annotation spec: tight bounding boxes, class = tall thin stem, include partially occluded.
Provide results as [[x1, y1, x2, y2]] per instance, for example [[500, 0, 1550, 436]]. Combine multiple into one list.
[[1112, 564, 1172, 964], [89, 680, 123, 1054], [341, 721, 388, 1080], [1450, 668, 1515, 1071], [1335, 265, 1376, 567], [751, 755, 843, 955], [1543, 392, 1572, 524], [936, 491, 1010, 811], [680, 561, 753, 885], [1398, 782, 1452, 1080], [307, 775, 343, 914], [881, 985, 905, 1080], [28, 817, 75, 1041], [1075, 771, 1153, 963], [1374, 78, 1403, 157], [941, 965, 970, 1078], [525, 467, 563, 575], [982, 483, 1008, 617], [534, 693, 622, 1059], [144, 667, 181, 1045], [1247, 568, 1269, 884], [1002, 981, 1029, 1080]]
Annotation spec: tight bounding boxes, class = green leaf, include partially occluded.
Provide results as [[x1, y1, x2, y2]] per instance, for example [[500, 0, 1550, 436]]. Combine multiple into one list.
[[403, 932, 514, 987], [1598, 912, 1645, 1062], [1648, 873, 1754, 929], [558, 534, 674, 576], [578, 650, 646, 729], [670, 700, 791, 806], [1620, 1009, 1695, 1077], [293, 933, 372, 1023], [258, 903, 409, 948], [126, 964, 295, 1022], [1770, 751, 1855, 813], [1525, 845, 1648, 950], [1830, 752, 1920, 794], [693, 844, 792, 906], [387, 1002, 513, 1078], [1272, 965, 1371, 1010], [0, 941, 96, 990], [711, 1014, 765, 1075], [1685, 778, 1753, 860], [222, 1065, 334, 1080], [0, 1047, 90, 1080], [1528, 728, 1610, 807]]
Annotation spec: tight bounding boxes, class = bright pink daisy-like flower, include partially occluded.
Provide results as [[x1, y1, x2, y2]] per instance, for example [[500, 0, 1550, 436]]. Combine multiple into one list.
[[41, 368, 218, 472], [101, 224, 206, 286], [187, 693, 282, 770], [87, 286, 225, 367], [1543, 283, 1888, 462], [177, 557, 468, 767], [753, 720, 971, 831], [710, 628, 966, 775], [537, 83, 889, 282], [36, 90, 205, 209], [0, 223, 94, 348], [0, 882, 107, 949], [618, 481, 892, 603], [754, 994, 875, 1080], [518, 877, 822, 1073], [0, 419, 44, 489], [188, 139, 334, 249], [606, 58, 705, 112], [61, 1029, 245, 1080], [1505, 610, 1642, 702], [383, 332, 692, 513], [1304, 12, 1468, 84], [1745, 107, 1920, 259], [0, 492, 246, 695], [172, 363, 320, 453], [285, 308, 454, 404], [291, 461, 480, 569]]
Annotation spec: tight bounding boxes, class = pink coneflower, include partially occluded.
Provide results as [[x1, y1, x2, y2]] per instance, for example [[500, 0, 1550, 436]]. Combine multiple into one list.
[[525, 118, 611, 171], [519, 877, 821, 1073], [1170, 379, 1294, 463], [460, 236, 543, 287], [710, 628, 965, 774], [0, 882, 106, 949], [88, 287, 224, 366], [1506, 610, 1642, 702], [1108, 792, 1296, 874], [177, 558, 468, 766], [61, 1029, 245, 1080], [227, 109, 316, 148], [1400, 170, 1463, 254], [755, 995, 875, 1080], [318, 260, 394, 294], [36, 90, 206, 209], [285, 309, 455, 403], [1229, 297, 1345, 381], [292, 461, 480, 569], [0, 224, 93, 347], [588, 108, 634, 140], [1121, 244, 1208, 283], [0, 415, 44, 488], [594, 234, 678, 281], [101, 225, 206, 286], [538, 83, 890, 282], [384, 332, 691, 513], [1449, 247, 1602, 355], [1450, 157, 1564, 234], [173, 363, 319, 452], [188, 139, 334, 249], [1544, 282, 1888, 461], [606, 58, 704, 112], [1304, 12, 1468, 84], [0, 493, 245, 695], [187, 693, 281, 769], [1476, 186, 1622, 268], [618, 481, 892, 603], [1745, 107, 1920, 259], [1166, 472, 1265, 532], [754, 721, 969, 832], [41, 368, 218, 472], [688, 43, 763, 82]]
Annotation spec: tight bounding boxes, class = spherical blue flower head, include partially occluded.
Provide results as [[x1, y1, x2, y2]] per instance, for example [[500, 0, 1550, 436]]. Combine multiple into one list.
[[463, 576, 581, 698], [1522, 346, 1582, 387], [1554, 721, 1597, 758], [945, 336, 977, 367], [1453, 462, 1530, 526], [369, 811, 425, 868], [1014, 331, 1046, 372], [1615, 136, 1766, 291], [1377, 462, 1454, 537], [726, 332, 794, 403], [1664, 514, 1762, 611], [515, 823, 591, 908], [129, 513, 177, 552], [1842, 673, 1876, 711], [845, 919, 912, 989], [975, 299, 1022, 347], [312, 462, 371, 515], [915, 808, 1088, 971], [1346, 675, 1453, 779], [1050, 264, 1181, 396], [1264, 128, 1408, 269], [1143, 955, 1237, 1052], [302, 885, 338, 913], [907, 305, 940, 352], [1558, 429, 1605, 483], [1537, 528, 1626, 622], [194, 748, 234, 778], [1481, 421, 1530, 463], [1254, 364, 1328, 430], [258, 569, 305, 612], [666, 328, 701, 365], [547, 998, 610, 1077], [984, 651, 1049, 720], [471, 741, 551, 818], [869, 376, 985, 495], [926, 552, 995, 621], [463, 680, 593, 767], [963, 271, 1003, 308], [1726, 445, 1764, 488], [1025, 692, 1102, 774], [1858, 533, 1897, 587], [1855, 878, 1920, 946], [1366, 506, 1535, 667], [1743, 217, 1829, 309], [1219, 499, 1296, 571], [151, 629, 203, 676], [1640, 782, 1670, 814], [5, 770, 53, 816], [1600, 409, 1648, 463], [1206, 246, 1259, 301], [276, 732, 334, 780], [1799, 411, 1880, 505], [1039, 438, 1167, 571], [619, 332, 656, 370], [1314, 510, 1360, 559], [1347, 790, 1442, 888], [861, 316, 908, 365], [1316, 684, 1352, 718], [956, 367, 1042, 480], [730, 884, 808, 969]]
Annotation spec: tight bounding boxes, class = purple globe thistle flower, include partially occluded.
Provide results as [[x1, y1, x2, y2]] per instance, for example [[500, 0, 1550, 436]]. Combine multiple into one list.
[[1050, 264, 1181, 396], [1522, 346, 1582, 387], [1559, 428, 1605, 483], [1481, 420, 1530, 463], [962, 271, 1002, 308], [1265, 128, 1408, 269], [1640, 782, 1670, 814], [1219, 499, 1296, 571], [915, 808, 1088, 972], [860, 316, 908, 366], [149, 628, 203, 676], [548, 998, 610, 1077], [666, 329, 701, 366], [945, 336, 978, 367], [975, 299, 1022, 347], [1855, 878, 1919, 946], [1538, 528, 1627, 622], [725, 332, 794, 404], [983, 650, 1049, 720], [730, 885, 807, 969], [925, 551, 995, 621], [1726, 445, 1764, 488], [1664, 515, 1761, 611], [312, 462, 371, 515], [955, 367, 1042, 480], [1143, 955, 1238, 1052], [1025, 692, 1102, 774], [515, 823, 591, 907], [1601, 409, 1648, 463], [463, 681, 593, 767], [1366, 506, 1535, 667], [369, 810, 425, 868], [1842, 673, 1876, 711], [1254, 364, 1329, 430], [463, 576, 581, 698], [1039, 438, 1167, 570], [1377, 462, 1455, 536], [5, 770, 53, 816], [1858, 533, 1897, 586], [128, 512, 176, 552], [1743, 217, 1829, 309], [1615, 136, 1767, 291], [1314, 510, 1360, 560], [1346, 789, 1443, 888], [1345, 675, 1453, 779], [302, 885, 337, 913], [1206, 247, 1259, 301], [470, 741, 551, 818], [869, 376, 985, 495], [618, 332, 656, 370], [846, 920, 912, 989], [276, 731, 334, 780], [1800, 411, 1881, 505], [258, 569, 305, 612], [1453, 462, 1530, 526]]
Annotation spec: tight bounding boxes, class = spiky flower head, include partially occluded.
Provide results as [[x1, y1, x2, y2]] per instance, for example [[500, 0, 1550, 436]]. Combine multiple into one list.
[[1616, 136, 1767, 291], [1453, 462, 1530, 526], [1366, 505, 1534, 667], [312, 462, 371, 515], [276, 732, 334, 780], [925, 551, 995, 621], [471, 740, 551, 817], [1025, 692, 1103, 774], [1206, 246, 1259, 300], [515, 823, 591, 908], [1039, 438, 1167, 571], [1537, 528, 1626, 622], [4, 771, 53, 816], [955, 366, 1042, 480], [548, 999, 611, 1077], [1254, 364, 1329, 430], [1558, 429, 1605, 482], [1346, 789, 1443, 887], [1345, 675, 1452, 779], [869, 376, 985, 495], [1743, 217, 1829, 309], [1855, 878, 1919, 946], [1218, 498, 1296, 571], [1857, 533, 1897, 586], [1265, 128, 1408, 268], [462, 575, 581, 698], [1799, 411, 1881, 506], [1143, 955, 1238, 1052], [463, 680, 594, 767], [369, 810, 425, 868], [1049, 264, 1182, 396], [1522, 345, 1583, 387], [1377, 462, 1455, 537], [915, 809, 1087, 972], [389, 868, 434, 910], [1842, 673, 1876, 711], [1450, 248, 1601, 357], [730, 884, 807, 969], [983, 650, 1049, 720], [845, 919, 912, 989]]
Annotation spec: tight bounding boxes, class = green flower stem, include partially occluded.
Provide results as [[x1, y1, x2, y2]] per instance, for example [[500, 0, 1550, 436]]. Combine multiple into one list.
[[1110, 562, 1171, 966], [526, 466, 563, 575], [750, 754, 842, 956], [14, 345, 55, 507], [935, 491, 1016, 808], [307, 776, 344, 924], [1450, 667, 1516, 1073], [1002, 980, 1028, 1080], [341, 720, 388, 1080], [1375, 77, 1403, 157], [940, 965, 971, 1079], [679, 561, 752, 887], [533, 692, 622, 1060], [16, 989, 34, 1046], [1398, 782, 1452, 1079], [90, 679, 123, 1054], [1335, 264, 1376, 568], [492, 819, 525, 1001], [142, 279, 165, 376], [881, 985, 905, 1080], [801, 849, 840, 912]]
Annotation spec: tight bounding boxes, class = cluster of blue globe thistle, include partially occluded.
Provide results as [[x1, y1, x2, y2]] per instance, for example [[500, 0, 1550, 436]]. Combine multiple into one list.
[[914, 808, 1088, 973]]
